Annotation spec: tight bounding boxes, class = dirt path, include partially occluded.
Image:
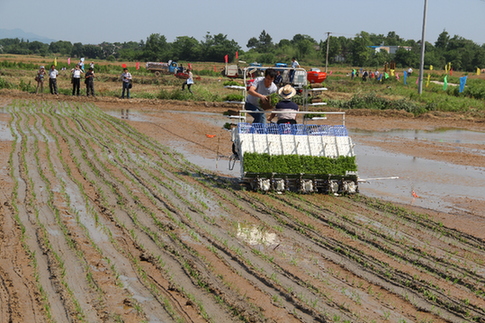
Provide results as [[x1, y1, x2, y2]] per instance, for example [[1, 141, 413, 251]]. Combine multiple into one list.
[[0, 94, 484, 322]]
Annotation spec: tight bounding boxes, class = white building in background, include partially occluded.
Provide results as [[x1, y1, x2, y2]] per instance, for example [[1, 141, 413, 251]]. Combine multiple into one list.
[[370, 45, 412, 54]]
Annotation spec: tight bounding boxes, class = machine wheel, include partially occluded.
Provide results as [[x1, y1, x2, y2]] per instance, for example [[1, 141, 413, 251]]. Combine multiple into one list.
[[154, 71, 161, 77]]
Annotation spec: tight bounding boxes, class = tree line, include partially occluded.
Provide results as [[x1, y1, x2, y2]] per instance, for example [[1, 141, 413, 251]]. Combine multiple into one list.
[[0, 30, 484, 72]]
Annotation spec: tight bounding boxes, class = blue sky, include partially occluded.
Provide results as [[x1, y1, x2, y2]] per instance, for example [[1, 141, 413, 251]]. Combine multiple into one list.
[[1, 0, 484, 48]]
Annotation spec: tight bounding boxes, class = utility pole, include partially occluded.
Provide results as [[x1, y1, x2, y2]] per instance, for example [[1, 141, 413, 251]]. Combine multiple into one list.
[[418, 0, 428, 94], [325, 32, 331, 73]]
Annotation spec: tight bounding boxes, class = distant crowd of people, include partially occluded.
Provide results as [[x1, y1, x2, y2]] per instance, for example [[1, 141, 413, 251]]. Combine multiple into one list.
[[34, 60, 133, 98], [350, 67, 413, 82]]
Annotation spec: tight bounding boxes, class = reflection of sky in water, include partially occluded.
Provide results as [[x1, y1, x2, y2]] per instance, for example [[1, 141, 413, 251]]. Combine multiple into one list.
[[351, 128, 485, 145], [236, 223, 278, 246], [0, 121, 14, 141], [106, 109, 225, 127], [355, 144, 485, 214]]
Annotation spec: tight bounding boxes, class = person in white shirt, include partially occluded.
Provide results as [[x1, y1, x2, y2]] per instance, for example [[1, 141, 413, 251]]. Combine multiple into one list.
[[71, 64, 83, 96], [48, 65, 59, 95], [121, 68, 132, 99], [245, 68, 277, 124], [181, 69, 194, 93], [290, 57, 300, 83]]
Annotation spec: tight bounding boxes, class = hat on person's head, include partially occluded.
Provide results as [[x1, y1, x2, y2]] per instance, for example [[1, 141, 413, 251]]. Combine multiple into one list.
[[278, 84, 296, 99], [40, 66, 45, 69]]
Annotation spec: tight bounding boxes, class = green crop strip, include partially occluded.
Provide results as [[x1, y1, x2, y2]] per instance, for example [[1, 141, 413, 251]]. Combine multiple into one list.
[[243, 153, 357, 175]]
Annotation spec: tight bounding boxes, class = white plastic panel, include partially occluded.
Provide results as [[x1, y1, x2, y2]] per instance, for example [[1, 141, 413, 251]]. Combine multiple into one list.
[[237, 133, 354, 158]]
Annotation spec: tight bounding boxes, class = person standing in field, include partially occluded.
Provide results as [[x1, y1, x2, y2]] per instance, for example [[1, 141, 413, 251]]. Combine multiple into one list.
[[35, 66, 46, 94], [85, 67, 95, 97], [181, 69, 194, 93], [120, 68, 132, 99], [245, 68, 277, 124], [274, 70, 283, 87], [71, 64, 83, 96], [48, 65, 59, 95], [289, 57, 300, 83]]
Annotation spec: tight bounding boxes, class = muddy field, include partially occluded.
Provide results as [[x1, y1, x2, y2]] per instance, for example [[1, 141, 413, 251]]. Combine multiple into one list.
[[1, 92, 485, 323]]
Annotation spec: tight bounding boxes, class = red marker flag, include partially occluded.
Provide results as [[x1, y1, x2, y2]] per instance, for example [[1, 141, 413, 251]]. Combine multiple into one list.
[[122, 63, 127, 68], [235, 51, 238, 59], [136, 62, 140, 70], [224, 55, 228, 63]]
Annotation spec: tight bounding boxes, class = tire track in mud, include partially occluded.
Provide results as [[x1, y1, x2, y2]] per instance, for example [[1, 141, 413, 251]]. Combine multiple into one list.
[[4, 99, 485, 322]]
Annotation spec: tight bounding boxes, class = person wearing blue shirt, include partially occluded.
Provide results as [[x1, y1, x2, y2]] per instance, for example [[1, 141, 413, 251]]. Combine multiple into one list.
[[289, 57, 300, 83]]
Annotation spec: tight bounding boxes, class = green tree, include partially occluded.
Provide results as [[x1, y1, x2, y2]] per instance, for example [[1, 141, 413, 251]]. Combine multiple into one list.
[[351, 32, 372, 66], [291, 34, 316, 44], [70, 42, 84, 58], [435, 30, 450, 50], [393, 47, 419, 68], [369, 49, 391, 69], [118, 41, 144, 61], [171, 36, 200, 61], [83, 44, 104, 59], [246, 30, 273, 53], [258, 30, 273, 53], [296, 39, 314, 60], [142, 33, 170, 61], [27, 41, 48, 55], [444, 36, 480, 71], [386, 31, 404, 46], [277, 39, 291, 48], [99, 42, 118, 59], [200, 32, 240, 62], [49, 40, 73, 56], [291, 34, 318, 60]]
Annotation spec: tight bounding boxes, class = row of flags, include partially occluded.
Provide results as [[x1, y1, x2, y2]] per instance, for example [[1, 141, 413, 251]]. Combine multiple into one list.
[[380, 62, 477, 94]]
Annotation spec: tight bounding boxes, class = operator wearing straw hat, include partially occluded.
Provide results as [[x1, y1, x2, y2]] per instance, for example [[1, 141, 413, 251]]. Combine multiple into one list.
[[267, 84, 299, 124]]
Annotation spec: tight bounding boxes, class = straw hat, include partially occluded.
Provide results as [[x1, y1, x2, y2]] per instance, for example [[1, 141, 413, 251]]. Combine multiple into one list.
[[278, 84, 296, 99]]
